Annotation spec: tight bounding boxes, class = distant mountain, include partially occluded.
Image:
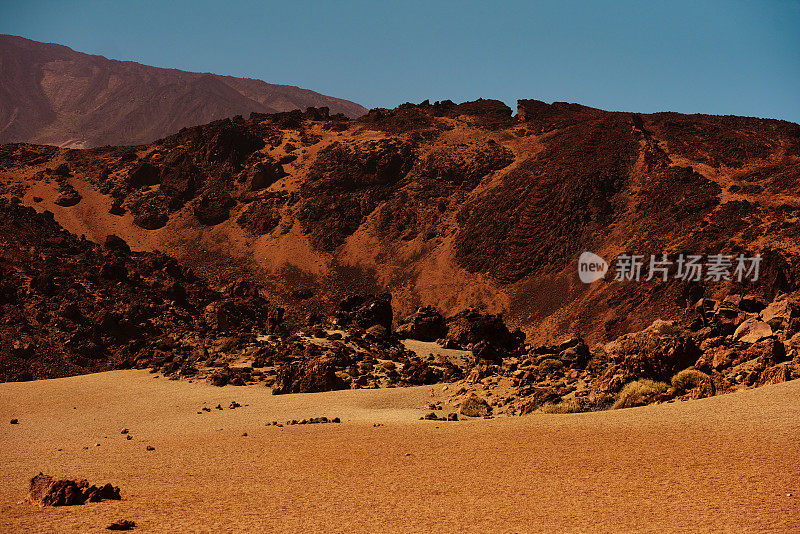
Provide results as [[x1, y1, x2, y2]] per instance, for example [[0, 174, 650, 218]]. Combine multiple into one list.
[[0, 35, 367, 148]]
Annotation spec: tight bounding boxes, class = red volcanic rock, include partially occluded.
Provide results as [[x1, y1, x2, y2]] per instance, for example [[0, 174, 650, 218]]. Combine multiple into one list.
[[685, 376, 716, 400], [272, 355, 347, 394]]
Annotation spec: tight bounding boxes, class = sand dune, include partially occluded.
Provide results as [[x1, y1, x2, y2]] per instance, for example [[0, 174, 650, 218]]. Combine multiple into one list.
[[1, 371, 798, 533]]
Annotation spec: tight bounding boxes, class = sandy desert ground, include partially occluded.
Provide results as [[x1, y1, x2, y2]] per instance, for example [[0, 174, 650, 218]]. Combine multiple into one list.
[[1, 371, 798, 533]]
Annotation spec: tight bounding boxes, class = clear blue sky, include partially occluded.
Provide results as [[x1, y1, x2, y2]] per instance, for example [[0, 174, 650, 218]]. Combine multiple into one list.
[[2, 0, 799, 122]]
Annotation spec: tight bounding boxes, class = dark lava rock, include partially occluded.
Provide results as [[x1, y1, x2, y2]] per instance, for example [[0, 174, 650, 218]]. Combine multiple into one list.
[[247, 158, 286, 190], [194, 192, 235, 226], [128, 162, 161, 188], [104, 235, 131, 253], [445, 309, 524, 352], [130, 193, 169, 229], [336, 293, 393, 331], [396, 306, 447, 341], [236, 197, 283, 235], [53, 163, 71, 177], [54, 187, 82, 207], [107, 519, 136, 530]]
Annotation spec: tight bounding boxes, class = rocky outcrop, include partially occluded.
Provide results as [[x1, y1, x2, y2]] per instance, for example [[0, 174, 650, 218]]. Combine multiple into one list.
[[335, 293, 393, 331], [0, 199, 268, 381], [395, 306, 447, 341], [272, 355, 347, 394], [445, 309, 524, 354]]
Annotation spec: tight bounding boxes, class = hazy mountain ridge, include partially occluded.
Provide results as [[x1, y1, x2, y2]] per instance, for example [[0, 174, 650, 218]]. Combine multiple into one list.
[[0, 35, 367, 148]]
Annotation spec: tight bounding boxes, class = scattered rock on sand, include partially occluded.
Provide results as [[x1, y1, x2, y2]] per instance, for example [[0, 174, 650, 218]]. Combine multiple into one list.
[[421, 411, 459, 421], [107, 519, 136, 530], [285, 417, 340, 425]]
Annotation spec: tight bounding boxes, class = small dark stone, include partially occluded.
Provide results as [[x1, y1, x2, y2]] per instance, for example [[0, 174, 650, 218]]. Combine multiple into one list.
[[107, 519, 136, 530]]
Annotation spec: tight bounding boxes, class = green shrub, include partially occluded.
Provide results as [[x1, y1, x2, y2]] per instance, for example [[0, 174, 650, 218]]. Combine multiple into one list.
[[671, 369, 709, 392], [612, 379, 668, 409]]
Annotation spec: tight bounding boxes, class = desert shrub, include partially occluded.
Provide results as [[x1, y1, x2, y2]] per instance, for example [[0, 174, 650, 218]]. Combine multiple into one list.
[[612, 379, 668, 409], [671, 369, 709, 392], [540, 398, 582, 414]]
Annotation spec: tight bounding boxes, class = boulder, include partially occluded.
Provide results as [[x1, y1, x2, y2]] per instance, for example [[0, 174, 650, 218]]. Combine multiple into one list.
[[236, 198, 283, 235], [365, 324, 388, 339], [445, 309, 523, 351], [247, 159, 286, 190], [761, 299, 795, 328], [53, 163, 71, 177], [54, 188, 82, 207], [395, 306, 447, 341], [107, 520, 136, 530], [128, 162, 161, 188], [130, 193, 170, 230], [740, 294, 767, 313], [733, 317, 773, 343], [104, 235, 131, 253]]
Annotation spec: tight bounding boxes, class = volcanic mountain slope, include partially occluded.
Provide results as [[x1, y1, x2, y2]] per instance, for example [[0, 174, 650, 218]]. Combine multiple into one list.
[[2, 98, 800, 347], [0, 35, 366, 148]]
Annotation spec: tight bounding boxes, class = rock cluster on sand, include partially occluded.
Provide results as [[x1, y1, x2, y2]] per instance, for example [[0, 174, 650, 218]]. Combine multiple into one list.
[[1, 195, 797, 415], [25, 473, 120, 506]]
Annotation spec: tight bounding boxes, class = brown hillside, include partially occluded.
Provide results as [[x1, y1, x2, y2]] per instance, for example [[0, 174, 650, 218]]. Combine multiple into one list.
[[2, 98, 799, 347]]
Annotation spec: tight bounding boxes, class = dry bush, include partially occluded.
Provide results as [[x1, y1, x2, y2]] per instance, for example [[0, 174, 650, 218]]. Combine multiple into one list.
[[540, 398, 582, 414], [671, 369, 710, 392], [612, 379, 668, 409]]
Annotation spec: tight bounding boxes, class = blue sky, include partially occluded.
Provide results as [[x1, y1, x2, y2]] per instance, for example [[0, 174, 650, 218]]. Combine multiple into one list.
[[2, 0, 799, 122]]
